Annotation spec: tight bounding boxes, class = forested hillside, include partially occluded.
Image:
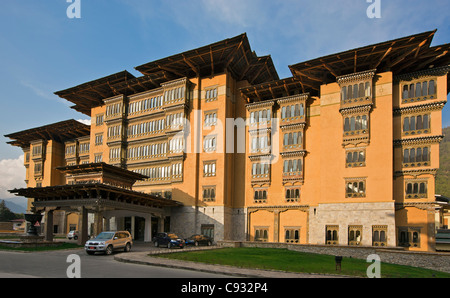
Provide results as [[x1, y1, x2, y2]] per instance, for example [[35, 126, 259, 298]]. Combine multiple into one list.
[[436, 126, 450, 197]]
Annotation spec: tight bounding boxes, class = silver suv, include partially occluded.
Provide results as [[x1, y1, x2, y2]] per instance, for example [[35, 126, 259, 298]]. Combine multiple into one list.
[[85, 231, 133, 255]]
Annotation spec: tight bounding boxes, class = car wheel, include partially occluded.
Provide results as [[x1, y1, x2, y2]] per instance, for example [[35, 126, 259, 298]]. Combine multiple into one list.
[[124, 243, 131, 252], [74, 236, 78, 240], [105, 245, 113, 255], [207, 241, 212, 246], [154, 241, 159, 247], [194, 241, 199, 247], [167, 242, 171, 249]]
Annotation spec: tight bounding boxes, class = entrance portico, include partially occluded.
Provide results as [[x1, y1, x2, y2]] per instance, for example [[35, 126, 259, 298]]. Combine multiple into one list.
[[9, 163, 182, 245]]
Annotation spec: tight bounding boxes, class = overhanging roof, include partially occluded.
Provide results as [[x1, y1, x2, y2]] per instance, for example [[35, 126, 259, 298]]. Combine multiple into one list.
[[289, 30, 450, 95], [55, 34, 279, 116], [9, 183, 182, 210], [135, 33, 279, 85], [4, 119, 90, 149], [56, 162, 148, 182], [240, 77, 305, 103]]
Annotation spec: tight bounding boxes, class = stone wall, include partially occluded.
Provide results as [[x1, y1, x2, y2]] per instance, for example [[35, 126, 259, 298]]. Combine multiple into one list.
[[218, 240, 450, 273]]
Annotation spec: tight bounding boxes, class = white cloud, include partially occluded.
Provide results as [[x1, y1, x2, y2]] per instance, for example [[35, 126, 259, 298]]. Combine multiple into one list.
[[0, 155, 26, 199], [77, 119, 91, 126]]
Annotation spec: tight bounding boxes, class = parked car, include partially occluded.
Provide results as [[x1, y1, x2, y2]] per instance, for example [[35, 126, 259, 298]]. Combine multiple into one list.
[[67, 230, 79, 240], [152, 232, 185, 249], [185, 234, 213, 246], [85, 231, 133, 255]]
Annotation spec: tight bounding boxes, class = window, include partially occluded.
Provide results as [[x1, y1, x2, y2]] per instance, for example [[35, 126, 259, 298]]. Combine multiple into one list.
[[403, 147, 430, 167], [169, 137, 184, 153], [398, 227, 420, 248], [326, 225, 339, 245], [202, 186, 216, 202], [251, 162, 270, 179], [203, 161, 216, 177], [203, 136, 217, 152], [254, 228, 269, 242], [402, 79, 437, 103], [345, 179, 366, 198], [348, 226, 362, 246], [346, 149, 366, 167], [164, 86, 186, 104], [283, 159, 302, 175], [79, 143, 90, 154], [95, 114, 104, 126], [94, 154, 103, 163], [285, 228, 300, 243], [282, 131, 302, 149], [32, 145, 42, 157], [204, 111, 217, 126], [253, 189, 268, 203], [109, 148, 121, 161], [405, 181, 427, 198], [250, 108, 272, 126], [281, 104, 305, 120], [105, 102, 123, 118], [65, 144, 76, 156], [343, 115, 368, 135], [372, 226, 387, 247], [251, 135, 270, 153], [402, 114, 430, 136], [341, 81, 372, 103], [285, 187, 300, 202], [95, 134, 103, 145], [34, 163, 43, 175], [204, 88, 218, 102]]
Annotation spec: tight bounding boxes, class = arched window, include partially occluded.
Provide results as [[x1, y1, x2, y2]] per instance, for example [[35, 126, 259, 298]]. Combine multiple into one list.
[[429, 80, 435, 95], [403, 117, 410, 132], [422, 81, 428, 96], [365, 82, 371, 97], [409, 84, 415, 98], [423, 147, 429, 161], [409, 148, 415, 163], [348, 85, 353, 99], [350, 117, 355, 131], [355, 116, 361, 130], [281, 107, 286, 119], [416, 115, 423, 130], [403, 149, 409, 163], [353, 84, 359, 99], [344, 118, 350, 132], [406, 183, 412, 194], [300, 104, 304, 116], [419, 183, 426, 194], [423, 114, 429, 129], [359, 83, 365, 98], [295, 104, 300, 116], [342, 88, 347, 101]]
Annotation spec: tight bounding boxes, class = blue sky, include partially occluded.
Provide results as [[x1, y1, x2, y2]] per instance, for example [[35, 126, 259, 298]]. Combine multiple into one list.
[[0, 0, 449, 199]]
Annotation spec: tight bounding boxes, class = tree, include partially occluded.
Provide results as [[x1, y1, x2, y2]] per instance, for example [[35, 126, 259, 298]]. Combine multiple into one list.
[[0, 200, 18, 221]]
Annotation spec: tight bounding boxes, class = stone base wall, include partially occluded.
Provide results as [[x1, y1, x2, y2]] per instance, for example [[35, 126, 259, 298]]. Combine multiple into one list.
[[170, 206, 245, 241], [309, 202, 396, 247]]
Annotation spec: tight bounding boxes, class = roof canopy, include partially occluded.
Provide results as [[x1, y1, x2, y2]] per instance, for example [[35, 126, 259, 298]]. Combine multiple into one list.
[[289, 30, 450, 96], [4, 119, 90, 148], [57, 162, 148, 182], [9, 183, 182, 212], [55, 34, 279, 116]]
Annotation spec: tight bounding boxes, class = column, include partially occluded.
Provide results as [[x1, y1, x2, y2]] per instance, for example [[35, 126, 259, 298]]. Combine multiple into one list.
[[93, 211, 104, 237], [77, 206, 89, 246], [44, 208, 54, 242]]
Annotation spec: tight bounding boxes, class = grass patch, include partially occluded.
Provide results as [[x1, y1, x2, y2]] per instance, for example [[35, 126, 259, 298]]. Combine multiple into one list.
[[0, 242, 82, 252], [153, 247, 450, 278]]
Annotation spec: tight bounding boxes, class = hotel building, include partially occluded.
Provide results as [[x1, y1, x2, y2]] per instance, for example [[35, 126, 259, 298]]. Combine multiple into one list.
[[6, 30, 450, 251]]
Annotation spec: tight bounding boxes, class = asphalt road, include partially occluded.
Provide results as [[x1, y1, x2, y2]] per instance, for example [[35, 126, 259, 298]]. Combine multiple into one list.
[[0, 244, 232, 278]]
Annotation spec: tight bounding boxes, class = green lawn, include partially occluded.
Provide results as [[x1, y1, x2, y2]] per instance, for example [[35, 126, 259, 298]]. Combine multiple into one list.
[[153, 247, 450, 278]]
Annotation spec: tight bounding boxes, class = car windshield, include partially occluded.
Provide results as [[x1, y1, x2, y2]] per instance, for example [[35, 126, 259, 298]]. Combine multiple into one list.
[[168, 233, 179, 239], [94, 232, 115, 240]]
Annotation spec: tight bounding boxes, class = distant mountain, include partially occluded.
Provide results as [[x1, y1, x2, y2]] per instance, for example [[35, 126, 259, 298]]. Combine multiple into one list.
[[2, 197, 27, 214], [436, 126, 450, 198]]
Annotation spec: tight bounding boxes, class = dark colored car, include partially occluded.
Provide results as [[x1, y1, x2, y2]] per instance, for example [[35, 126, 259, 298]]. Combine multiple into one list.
[[185, 234, 213, 246], [152, 232, 185, 249]]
